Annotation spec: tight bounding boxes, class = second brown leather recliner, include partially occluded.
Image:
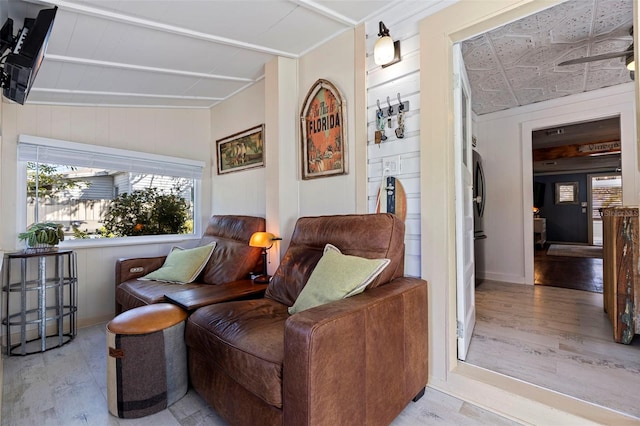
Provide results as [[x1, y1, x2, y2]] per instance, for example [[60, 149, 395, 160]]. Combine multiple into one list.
[[185, 213, 428, 426]]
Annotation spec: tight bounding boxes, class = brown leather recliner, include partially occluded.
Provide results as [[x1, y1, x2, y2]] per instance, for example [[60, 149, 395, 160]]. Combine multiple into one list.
[[114, 215, 265, 313], [185, 213, 428, 426]]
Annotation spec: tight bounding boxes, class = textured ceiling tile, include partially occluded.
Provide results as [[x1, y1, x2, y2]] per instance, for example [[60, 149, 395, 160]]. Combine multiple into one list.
[[585, 68, 632, 90], [487, 35, 535, 67], [505, 66, 541, 88], [590, 38, 632, 55], [462, 0, 633, 115], [547, 1, 594, 40], [471, 69, 510, 92], [555, 45, 590, 66], [461, 34, 486, 54], [593, 0, 633, 35], [551, 73, 588, 93], [511, 87, 547, 105], [463, 42, 501, 71], [474, 90, 519, 112], [465, 69, 486, 86], [588, 57, 629, 69], [516, 45, 573, 67]]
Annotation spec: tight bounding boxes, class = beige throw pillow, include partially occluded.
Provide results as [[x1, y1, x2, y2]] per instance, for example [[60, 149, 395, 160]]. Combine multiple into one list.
[[140, 242, 216, 284], [288, 244, 390, 314]]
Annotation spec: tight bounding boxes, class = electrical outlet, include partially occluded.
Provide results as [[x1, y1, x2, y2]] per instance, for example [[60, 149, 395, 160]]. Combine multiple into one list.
[[383, 156, 401, 175], [130, 267, 144, 273]]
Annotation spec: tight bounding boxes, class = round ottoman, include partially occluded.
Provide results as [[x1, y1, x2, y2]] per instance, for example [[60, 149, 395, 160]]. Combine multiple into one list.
[[106, 303, 188, 419]]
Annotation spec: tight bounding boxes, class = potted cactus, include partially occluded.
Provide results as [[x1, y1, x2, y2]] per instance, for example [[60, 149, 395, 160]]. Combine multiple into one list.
[[19, 222, 65, 252]]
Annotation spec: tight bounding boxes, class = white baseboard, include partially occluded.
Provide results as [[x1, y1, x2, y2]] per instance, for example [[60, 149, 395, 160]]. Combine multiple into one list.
[[79, 314, 113, 329], [480, 271, 526, 285]]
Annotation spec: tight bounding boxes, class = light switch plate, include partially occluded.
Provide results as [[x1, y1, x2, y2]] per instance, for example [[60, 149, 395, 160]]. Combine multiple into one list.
[[383, 155, 401, 175]]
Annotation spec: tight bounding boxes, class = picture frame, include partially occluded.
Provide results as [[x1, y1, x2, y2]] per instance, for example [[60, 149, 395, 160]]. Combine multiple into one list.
[[216, 125, 265, 175], [555, 182, 578, 204], [300, 79, 347, 180]]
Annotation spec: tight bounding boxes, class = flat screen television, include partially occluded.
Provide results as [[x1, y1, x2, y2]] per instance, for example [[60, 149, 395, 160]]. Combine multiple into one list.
[[2, 7, 57, 105], [533, 181, 546, 208]]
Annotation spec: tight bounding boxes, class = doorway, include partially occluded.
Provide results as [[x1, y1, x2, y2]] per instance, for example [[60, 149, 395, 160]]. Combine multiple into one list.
[[588, 173, 623, 245], [530, 117, 620, 293], [421, 0, 638, 420]]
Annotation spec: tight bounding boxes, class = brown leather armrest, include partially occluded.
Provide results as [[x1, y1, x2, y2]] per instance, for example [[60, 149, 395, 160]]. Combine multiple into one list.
[[115, 256, 167, 285], [283, 277, 428, 426]]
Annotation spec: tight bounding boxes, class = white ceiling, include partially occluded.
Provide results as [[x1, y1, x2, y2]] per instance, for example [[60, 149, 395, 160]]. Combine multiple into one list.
[[1, 0, 635, 112], [5, 0, 397, 108], [462, 0, 634, 116]]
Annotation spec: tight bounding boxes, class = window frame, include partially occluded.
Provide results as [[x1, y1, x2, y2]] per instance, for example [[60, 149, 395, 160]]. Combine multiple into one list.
[[17, 134, 205, 248]]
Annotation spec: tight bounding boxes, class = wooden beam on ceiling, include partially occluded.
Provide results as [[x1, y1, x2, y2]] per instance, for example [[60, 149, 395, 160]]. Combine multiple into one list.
[[533, 140, 621, 162]]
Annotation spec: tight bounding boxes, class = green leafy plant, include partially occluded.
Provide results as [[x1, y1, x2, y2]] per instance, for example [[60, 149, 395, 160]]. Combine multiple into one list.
[[19, 222, 65, 248], [101, 187, 190, 237], [26, 162, 88, 199]]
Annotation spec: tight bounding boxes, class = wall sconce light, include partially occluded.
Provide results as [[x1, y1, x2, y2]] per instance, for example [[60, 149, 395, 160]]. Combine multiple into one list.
[[625, 52, 635, 71], [624, 50, 636, 80], [374, 21, 401, 68], [625, 27, 634, 80], [249, 232, 282, 284], [626, 52, 635, 81]]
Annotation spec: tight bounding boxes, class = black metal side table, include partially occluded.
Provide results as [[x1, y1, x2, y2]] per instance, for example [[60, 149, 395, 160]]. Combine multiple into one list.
[[2, 249, 78, 356]]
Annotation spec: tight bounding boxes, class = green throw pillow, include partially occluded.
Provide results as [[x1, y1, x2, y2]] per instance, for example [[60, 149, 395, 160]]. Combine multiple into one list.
[[141, 243, 216, 284], [288, 244, 390, 314]]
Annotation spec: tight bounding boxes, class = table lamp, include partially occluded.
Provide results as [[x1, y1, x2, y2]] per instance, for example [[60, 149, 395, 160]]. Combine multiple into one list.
[[249, 232, 281, 283]]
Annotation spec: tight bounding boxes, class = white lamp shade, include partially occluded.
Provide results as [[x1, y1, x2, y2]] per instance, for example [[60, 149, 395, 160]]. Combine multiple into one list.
[[374, 36, 395, 65]]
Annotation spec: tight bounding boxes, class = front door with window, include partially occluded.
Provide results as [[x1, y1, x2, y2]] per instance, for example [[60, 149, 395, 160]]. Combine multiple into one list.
[[588, 174, 622, 245]]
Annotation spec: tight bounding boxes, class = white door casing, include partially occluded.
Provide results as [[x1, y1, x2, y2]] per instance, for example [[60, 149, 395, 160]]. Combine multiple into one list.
[[454, 44, 476, 361]]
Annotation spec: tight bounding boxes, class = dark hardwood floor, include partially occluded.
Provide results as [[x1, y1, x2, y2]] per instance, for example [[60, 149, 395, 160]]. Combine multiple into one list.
[[534, 243, 603, 293]]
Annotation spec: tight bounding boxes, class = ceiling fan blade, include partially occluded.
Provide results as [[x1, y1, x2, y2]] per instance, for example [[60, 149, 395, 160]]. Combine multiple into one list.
[[558, 50, 632, 66]]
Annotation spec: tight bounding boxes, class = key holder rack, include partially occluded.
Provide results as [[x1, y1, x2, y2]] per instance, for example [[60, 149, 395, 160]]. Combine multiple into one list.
[[376, 93, 410, 119]]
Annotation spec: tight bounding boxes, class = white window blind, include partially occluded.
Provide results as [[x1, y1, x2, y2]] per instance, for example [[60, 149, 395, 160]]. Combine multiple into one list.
[[18, 135, 204, 179]]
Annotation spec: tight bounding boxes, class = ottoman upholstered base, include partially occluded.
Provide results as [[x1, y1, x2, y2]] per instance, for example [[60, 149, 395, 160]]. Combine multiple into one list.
[[106, 303, 188, 418]]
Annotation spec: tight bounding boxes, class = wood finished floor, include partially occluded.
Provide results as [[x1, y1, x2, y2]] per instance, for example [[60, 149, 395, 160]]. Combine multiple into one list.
[[466, 280, 640, 419], [1, 323, 520, 426], [534, 244, 603, 293]]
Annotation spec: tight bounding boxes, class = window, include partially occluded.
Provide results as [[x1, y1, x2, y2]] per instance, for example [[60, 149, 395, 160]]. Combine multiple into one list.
[[18, 135, 204, 242]]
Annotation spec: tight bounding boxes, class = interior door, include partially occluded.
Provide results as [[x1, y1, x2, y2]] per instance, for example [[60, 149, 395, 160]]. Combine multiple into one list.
[[453, 44, 476, 360]]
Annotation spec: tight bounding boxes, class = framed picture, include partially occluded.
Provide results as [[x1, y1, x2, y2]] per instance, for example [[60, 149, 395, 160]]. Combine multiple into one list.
[[555, 182, 578, 204], [300, 79, 347, 180], [216, 125, 265, 175]]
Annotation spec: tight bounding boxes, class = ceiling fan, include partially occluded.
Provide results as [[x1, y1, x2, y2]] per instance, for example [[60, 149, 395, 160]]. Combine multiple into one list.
[[557, 27, 634, 72]]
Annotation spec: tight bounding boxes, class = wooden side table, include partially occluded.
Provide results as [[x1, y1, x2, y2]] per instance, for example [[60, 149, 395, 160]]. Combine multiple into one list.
[[164, 280, 267, 313], [2, 249, 78, 355]]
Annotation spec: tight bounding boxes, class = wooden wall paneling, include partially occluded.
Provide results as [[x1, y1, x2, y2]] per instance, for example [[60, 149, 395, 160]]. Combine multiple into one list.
[[366, 17, 422, 278], [602, 206, 638, 344]]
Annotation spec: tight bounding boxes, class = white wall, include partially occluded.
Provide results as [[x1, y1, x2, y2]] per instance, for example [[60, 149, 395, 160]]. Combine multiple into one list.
[[0, 103, 211, 325], [298, 30, 358, 216], [476, 83, 637, 284], [208, 29, 362, 268], [210, 80, 266, 217], [365, 5, 441, 278], [210, 30, 361, 228], [417, 1, 637, 423]]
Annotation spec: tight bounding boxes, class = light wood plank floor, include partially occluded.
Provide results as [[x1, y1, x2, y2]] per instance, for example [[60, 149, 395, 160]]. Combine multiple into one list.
[[466, 280, 640, 419], [1, 322, 520, 425]]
